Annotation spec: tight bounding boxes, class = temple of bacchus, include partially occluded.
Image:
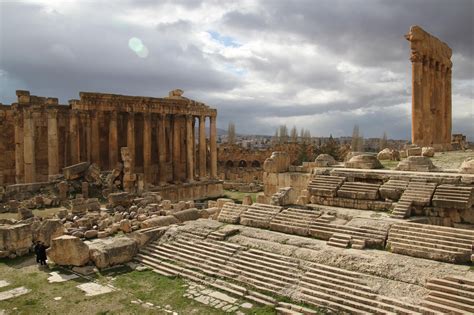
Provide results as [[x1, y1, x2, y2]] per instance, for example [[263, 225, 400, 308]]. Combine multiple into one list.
[[0, 89, 222, 199]]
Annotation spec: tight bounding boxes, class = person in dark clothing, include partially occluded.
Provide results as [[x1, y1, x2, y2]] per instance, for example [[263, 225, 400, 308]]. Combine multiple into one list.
[[34, 241, 42, 264], [38, 242, 48, 266]]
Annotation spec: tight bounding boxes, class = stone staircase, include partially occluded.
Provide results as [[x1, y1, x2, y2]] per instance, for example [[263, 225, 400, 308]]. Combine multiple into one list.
[[217, 203, 249, 224], [307, 175, 345, 197], [390, 181, 437, 219], [336, 181, 381, 200], [379, 179, 409, 201], [221, 248, 301, 295], [136, 234, 443, 314], [240, 203, 283, 229], [391, 199, 413, 219], [388, 222, 474, 263], [327, 233, 351, 248], [432, 185, 474, 209], [422, 276, 474, 314], [309, 220, 387, 248], [298, 263, 435, 314], [269, 207, 322, 236]]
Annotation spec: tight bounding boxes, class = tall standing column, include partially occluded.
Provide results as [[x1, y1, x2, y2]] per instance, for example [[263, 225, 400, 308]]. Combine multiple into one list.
[[209, 115, 217, 179], [172, 115, 181, 182], [199, 115, 207, 179], [143, 112, 152, 184], [14, 111, 24, 183], [445, 68, 452, 145], [85, 112, 92, 163], [127, 112, 135, 173], [23, 110, 36, 183], [91, 112, 101, 165], [109, 111, 118, 169], [410, 53, 423, 145], [47, 109, 60, 177], [158, 114, 167, 185], [185, 115, 194, 182], [69, 110, 80, 164]]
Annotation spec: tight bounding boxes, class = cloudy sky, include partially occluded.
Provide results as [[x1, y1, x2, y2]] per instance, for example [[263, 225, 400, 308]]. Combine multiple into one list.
[[0, 0, 472, 139]]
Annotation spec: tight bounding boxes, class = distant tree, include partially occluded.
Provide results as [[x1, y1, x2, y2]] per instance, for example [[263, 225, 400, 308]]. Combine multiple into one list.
[[290, 126, 298, 143], [297, 142, 310, 164], [279, 125, 288, 144], [272, 128, 279, 145], [317, 134, 340, 160], [303, 129, 311, 143], [227, 121, 236, 145], [379, 131, 388, 151]]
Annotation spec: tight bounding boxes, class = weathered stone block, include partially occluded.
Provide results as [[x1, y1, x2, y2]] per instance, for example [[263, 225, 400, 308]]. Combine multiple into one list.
[[63, 162, 90, 180], [47, 235, 90, 266], [88, 237, 138, 269]]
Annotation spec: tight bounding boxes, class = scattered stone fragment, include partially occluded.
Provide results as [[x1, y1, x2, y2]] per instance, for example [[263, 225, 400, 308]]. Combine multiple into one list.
[[47, 271, 79, 283], [0, 287, 31, 301], [0, 280, 9, 288], [76, 282, 114, 296]]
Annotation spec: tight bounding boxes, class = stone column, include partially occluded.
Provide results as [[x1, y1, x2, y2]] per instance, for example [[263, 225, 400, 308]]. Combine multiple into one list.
[[209, 115, 217, 179], [69, 110, 80, 164], [109, 111, 118, 169], [85, 112, 92, 163], [47, 109, 60, 177], [185, 115, 194, 182], [198, 115, 207, 179], [91, 112, 100, 165], [127, 112, 135, 173], [23, 110, 36, 183], [158, 114, 167, 185], [410, 53, 423, 146], [143, 112, 152, 184], [445, 68, 452, 145], [172, 115, 181, 182], [14, 111, 24, 183]]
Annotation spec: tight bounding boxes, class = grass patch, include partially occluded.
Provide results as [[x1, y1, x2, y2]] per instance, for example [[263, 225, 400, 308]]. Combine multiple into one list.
[[224, 190, 258, 203]]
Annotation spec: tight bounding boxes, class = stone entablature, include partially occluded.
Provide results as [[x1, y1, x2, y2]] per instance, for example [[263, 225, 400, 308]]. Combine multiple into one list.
[[0, 90, 218, 191]]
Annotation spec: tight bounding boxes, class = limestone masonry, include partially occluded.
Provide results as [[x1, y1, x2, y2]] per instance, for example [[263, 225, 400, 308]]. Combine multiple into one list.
[[406, 25, 452, 150], [0, 89, 221, 200]]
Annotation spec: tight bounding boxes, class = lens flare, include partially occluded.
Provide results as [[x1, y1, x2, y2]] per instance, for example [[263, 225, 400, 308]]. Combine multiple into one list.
[[128, 37, 149, 58]]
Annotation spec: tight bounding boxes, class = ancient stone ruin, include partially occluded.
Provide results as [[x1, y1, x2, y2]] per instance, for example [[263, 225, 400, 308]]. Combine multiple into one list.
[[0, 89, 222, 200], [406, 25, 452, 150]]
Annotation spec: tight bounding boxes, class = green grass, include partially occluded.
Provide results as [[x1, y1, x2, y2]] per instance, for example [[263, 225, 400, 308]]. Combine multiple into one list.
[[223, 190, 258, 203], [0, 256, 242, 314], [379, 160, 400, 169]]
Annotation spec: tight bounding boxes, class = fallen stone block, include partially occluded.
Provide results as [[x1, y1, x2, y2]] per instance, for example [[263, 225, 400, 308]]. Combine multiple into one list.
[[172, 208, 200, 222], [140, 215, 179, 229], [47, 235, 90, 266], [63, 162, 91, 180], [88, 237, 138, 269]]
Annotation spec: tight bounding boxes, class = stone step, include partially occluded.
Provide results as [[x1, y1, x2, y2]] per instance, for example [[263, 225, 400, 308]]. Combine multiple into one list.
[[389, 228, 474, 245], [247, 248, 300, 266], [161, 242, 231, 264], [141, 248, 221, 275], [300, 288, 396, 314], [174, 238, 238, 257], [298, 292, 366, 315], [228, 256, 298, 279], [427, 291, 474, 312], [277, 302, 319, 315], [421, 300, 467, 315], [388, 232, 473, 249], [427, 280, 474, 298], [376, 295, 441, 314], [223, 262, 298, 288], [302, 272, 374, 296], [238, 251, 299, 270], [310, 223, 386, 242], [387, 236, 471, 253], [389, 241, 469, 263], [391, 222, 474, 238]]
